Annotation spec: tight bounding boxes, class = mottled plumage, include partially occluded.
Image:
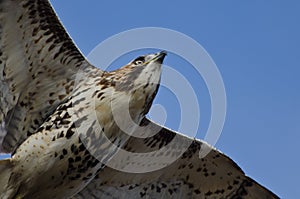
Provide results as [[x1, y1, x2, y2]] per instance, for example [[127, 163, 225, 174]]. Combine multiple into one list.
[[0, 0, 278, 198]]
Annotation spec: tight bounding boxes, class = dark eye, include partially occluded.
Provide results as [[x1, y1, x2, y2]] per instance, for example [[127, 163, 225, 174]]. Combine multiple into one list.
[[133, 56, 145, 65]]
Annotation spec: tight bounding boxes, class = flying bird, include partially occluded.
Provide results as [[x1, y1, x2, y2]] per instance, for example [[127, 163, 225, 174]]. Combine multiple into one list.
[[0, 0, 279, 198]]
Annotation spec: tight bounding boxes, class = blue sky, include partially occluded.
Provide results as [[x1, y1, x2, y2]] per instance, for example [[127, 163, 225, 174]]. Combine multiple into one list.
[[1, 0, 299, 198]]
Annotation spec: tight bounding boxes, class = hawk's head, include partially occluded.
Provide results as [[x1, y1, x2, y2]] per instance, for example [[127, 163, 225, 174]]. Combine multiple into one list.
[[96, 51, 167, 130], [116, 51, 167, 117]]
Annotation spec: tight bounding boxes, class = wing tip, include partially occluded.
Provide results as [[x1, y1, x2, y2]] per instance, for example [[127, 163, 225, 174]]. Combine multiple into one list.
[[238, 176, 280, 199]]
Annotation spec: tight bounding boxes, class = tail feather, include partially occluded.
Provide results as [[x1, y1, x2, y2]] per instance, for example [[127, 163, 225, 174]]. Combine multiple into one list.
[[0, 158, 12, 199]]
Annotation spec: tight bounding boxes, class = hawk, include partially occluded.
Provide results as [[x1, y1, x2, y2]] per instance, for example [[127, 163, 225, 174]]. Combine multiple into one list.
[[0, 0, 279, 198]]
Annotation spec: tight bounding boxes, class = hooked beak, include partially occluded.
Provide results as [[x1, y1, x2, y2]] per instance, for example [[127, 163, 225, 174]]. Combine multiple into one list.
[[144, 51, 167, 65], [152, 50, 167, 64]]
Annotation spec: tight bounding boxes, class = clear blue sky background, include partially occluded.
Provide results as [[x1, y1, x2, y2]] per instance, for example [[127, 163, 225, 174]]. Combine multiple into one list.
[[1, 1, 299, 198]]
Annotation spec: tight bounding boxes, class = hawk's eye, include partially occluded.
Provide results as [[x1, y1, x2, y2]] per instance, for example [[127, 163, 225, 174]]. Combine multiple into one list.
[[133, 56, 145, 65]]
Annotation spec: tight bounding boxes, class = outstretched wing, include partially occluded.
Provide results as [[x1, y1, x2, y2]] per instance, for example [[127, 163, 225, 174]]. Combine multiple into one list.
[[74, 118, 279, 199], [0, 0, 95, 153]]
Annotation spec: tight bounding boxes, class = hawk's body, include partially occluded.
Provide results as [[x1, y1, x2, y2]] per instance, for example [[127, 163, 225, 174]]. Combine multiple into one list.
[[0, 0, 278, 198]]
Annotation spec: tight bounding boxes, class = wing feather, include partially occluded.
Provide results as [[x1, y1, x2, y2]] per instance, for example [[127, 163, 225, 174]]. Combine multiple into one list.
[[0, 0, 96, 153], [74, 118, 279, 199]]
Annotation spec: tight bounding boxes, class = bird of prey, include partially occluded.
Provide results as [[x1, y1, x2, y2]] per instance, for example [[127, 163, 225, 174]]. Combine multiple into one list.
[[0, 0, 279, 198]]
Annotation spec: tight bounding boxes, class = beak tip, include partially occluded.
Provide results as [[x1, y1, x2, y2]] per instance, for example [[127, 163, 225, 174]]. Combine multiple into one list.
[[160, 50, 167, 56], [156, 51, 167, 63]]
